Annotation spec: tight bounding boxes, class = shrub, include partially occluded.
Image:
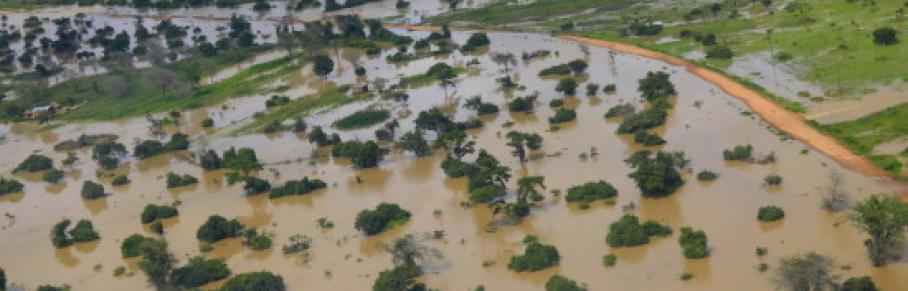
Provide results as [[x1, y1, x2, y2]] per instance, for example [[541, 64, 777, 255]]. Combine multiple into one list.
[[165, 133, 190, 151], [602, 254, 617, 267], [463, 96, 499, 115], [555, 78, 578, 96], [461, 32, 490, 52], [331, 140, 388, 168], [638, 71, 675, 101], [679, 227, 709, 259], [616, 99, 671, 133], [281, 234, 312, 254], [567, 59, 588, 75], [440, 157, 467, 178], [764, 174, 783, 186], [243, 228, 272, 250], [202, 118, 215, 128], [133, 140, 165, 159], [538, 64, 572, 77], [333, 109, 391, 130], [508, 241, 560, 272], [549, 99, 564, 108], [872, 27, 897, 46], [200, 150, 222, 170], [373, 263, 421, 291], [243, 177, 271, 195], [548, 108, 576, 124], [605, 104, 635, 118], [723, 144, 753, 161], [841, 276, 879, 291], [625, 151, 684, 197], [52, 219, 100, 248], [141, 204, 179, 224], [469, 185, 506, 203], [170, 256, 231, 288], [42, 168, 64, 183], [757, 206, 785, 222], [545, 274, 586, 291], [606, 214, 672, 247], [196, 215, 244, 243], [508, 95, 536, 112], [121, 234, 155, 258], [265, 95, 290, 108], [269, 177, 327, 198], [0, 178, 23, 195], [354, 203, 411, 235], [696, 170, 718, 181], [585, 83, 600, 96], [705, 45, 734, 59], [221, 272, 286, 291], [633, 131, 666, 146], [111, 175, 130, 186], [0, 266, 5, 290], [565, 180, 617, 204], [166, 172, 198, 188], [15, 154, 53, 173], [603, 84, 617, 92], [81, 181, 105, 199]]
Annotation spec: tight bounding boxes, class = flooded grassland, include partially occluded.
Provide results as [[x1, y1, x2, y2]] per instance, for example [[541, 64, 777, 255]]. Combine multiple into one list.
[[0, 30, 906, 290]]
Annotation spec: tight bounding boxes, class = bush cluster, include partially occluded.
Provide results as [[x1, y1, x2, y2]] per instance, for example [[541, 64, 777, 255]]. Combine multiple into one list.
[[51, 219, 100, 248], [606, 214, 672, 247], [508, 240, 560, 272], [141, 204, 179, 224], [166, 172, 199, 188], [565, 180, 617, 204], [196, 215, 244, 243], [679, 227, 709, 259], [757, 206, 785, 222], [354, 203, 411, 235]]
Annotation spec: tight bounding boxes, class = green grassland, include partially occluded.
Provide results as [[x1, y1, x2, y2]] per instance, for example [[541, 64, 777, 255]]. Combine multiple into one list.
[[815, 103, 908, 176], [232, 85, 374, 135]]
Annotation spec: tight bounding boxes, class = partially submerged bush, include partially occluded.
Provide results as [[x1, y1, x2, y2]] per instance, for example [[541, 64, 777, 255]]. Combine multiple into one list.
[[508, 94, 537, 112], [51, 219, 100, 248], [548, 108, 576, 124], [42, 168, 64, 183], [508, 238, 560, 272], [170, 256, 231, 288], [243, 228, 272, 250], [121, 234, 155, 258], [354, 203, 411, 235], [625, 151, 685, 197], [545, 274, 587, 291], [633, 131, 666, 146], [166, 172, 199, 188], [196, 215, 244, 243], [333, 109, 391, 130], [757, 206, 785, 222], [565, 180, 617, 204], [696, 170, 718, 181], [221, 271, 286, 291], [605, 103, 635, 118], [15, 154, 53, 173], [460, 32, 490, 52], [269, 177, 327, 198], [0, 178, 23, 195], [606, 214, 672, 247], [81, 181, 105, 199], [764, 174, 783, 186], [331, 140, 388, 168], [141, 204, 179, 224], [373, 263, 422, 291], [679, 227, 709, 259], [723, 144, 753, 161], [111, 174, 130, 186]]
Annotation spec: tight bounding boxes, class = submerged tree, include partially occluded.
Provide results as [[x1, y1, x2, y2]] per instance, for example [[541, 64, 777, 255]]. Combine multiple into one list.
[[396, 130, 431, 157], [638, 71, 676, 101], [773, 252, 839, 291], [625, 151, 685, 197], [849, 194, 908, 266], [505, 131, 543, 163]]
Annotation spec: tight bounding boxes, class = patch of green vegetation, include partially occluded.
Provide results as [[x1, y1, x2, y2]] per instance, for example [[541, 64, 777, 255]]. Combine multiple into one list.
[[757, 205, 785, 222], [606, 214, 672, 248], [427, 0, 636, 27], [508, 237, 560, 272], [815, 103, 908, 177], [332, 108, 390, 130], [398, 65, 466, 88], [233, 86, 372, 135]]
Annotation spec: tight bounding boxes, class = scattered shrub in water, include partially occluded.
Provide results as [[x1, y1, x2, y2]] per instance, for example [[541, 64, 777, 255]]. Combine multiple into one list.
[[243, 228, 272, 250], [605, 103, 635, 118], [606, 214, 672, 247], [373, 263, 422, 291], [354, 203, 411, 235], [196, 215, 244, 243], [554, 78, 578, 96], [625, 150, 685, 197], [509, 94, 537, 112], [0, 178, 24, 195], [166, 172, 199, 188], [81, 181, 106, 199], [461, 32, 490, 52], [201, 118, 214, 128], [269, 177, 328, 199], [723, 144, 753, 161], [331, 140, 388, 168], [538, 64, 572, 77], [545, 274, 587, 291], [696, 170, 718, 181], [549, 99, 564, 108], [221, 271, 286, 291], [141, 204, 179, 224], [469, 185, 506, 203], [549, 108, 576, 124], [603, 84, 617, 93], [51, 219, 100, 248], [170, 256, 231, 288], [679, 227, 709, 259], [565, 180, 617, 204], [242, 177, 271, 195], [841, 276, 879, 291], [586, 83, 600, 96], [111, 174, 130, 186], [508, 237, 560, 272], [602, 254, 617, 267], [633, 131, 666, 146], [757, 206, 785, 222], [764, 174, 783, 186], [281, 234, 312, 254], [121, 234, 155, 258], [42, 168, 64, 183], [15, 154, 53, 173], [638, 71, 675, 101]]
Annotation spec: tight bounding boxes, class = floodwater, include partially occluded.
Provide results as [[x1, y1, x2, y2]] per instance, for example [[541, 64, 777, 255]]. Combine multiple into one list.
[[1, 29, 907, 291]]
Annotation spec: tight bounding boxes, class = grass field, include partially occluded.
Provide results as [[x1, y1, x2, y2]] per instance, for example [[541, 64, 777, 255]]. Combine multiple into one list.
[[232, 85, 374, 135], [815, 103, 908, 176], [332, 108, 390, 130], [427, 0, 636, 27]]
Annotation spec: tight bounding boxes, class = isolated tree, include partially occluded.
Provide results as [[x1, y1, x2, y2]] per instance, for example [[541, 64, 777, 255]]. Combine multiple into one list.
[[638, 71, 676, 101], [625, 151, 684, 197], [567, 59, 588, 75], [506, 131, 543, 163], [774, 252, 839, 291], [849, 194, 908, 266], [555, 78, 578, 96], [138, 239, 176, 290], [545, 274, 587, 291], [491, 52, 517, 73], [221, 272, 286, 291], [820, 171, 849, 212], [312, 55, 334, 78]]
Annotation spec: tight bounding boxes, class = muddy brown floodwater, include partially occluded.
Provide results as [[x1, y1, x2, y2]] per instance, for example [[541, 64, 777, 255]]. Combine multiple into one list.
[[0, 30, 906, 291]]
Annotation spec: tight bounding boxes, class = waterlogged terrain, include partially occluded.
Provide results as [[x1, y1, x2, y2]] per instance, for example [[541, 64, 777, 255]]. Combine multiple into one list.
[[1, 28, 907, 291]]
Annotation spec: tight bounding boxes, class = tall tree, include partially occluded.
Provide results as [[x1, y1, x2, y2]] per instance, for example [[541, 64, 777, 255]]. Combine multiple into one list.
[[849, 195, 908, 266]]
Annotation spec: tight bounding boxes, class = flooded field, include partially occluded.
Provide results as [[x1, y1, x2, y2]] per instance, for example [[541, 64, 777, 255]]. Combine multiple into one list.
[[1, 28, 906, 291]]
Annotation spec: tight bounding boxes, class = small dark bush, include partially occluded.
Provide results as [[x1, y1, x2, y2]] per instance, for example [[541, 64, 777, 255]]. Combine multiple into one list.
[[196, 215, 244, 243], [354, 203, 411, 235], [269, 177, 327, 198], [166, 172, 199, 188], [141, 204, 179, 224], [757, 205, 785, 222], [81, 181, 105, 199], [565, 180, 617, 204]]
